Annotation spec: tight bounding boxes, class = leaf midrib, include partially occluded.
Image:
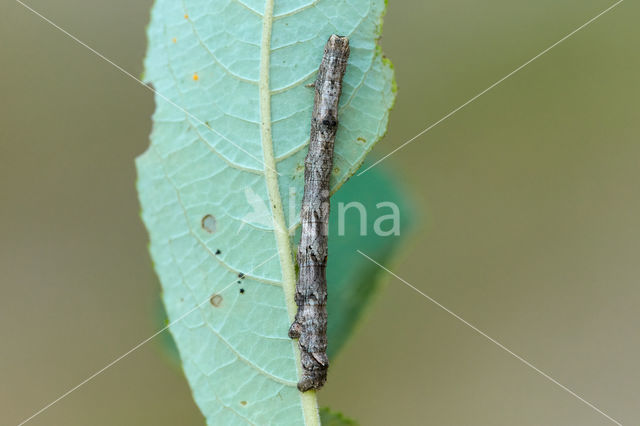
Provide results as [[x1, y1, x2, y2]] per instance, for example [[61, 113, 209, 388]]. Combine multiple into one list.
[[258, 2, 320, 425]]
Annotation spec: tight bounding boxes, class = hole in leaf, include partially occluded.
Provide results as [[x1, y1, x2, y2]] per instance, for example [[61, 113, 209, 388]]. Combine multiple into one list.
[[201, 215, 216, 233], [209, 294, 222, 307]]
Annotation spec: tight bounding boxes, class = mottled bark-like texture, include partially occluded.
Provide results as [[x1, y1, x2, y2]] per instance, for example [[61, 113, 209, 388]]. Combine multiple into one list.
[[288, 35, 350, 392]]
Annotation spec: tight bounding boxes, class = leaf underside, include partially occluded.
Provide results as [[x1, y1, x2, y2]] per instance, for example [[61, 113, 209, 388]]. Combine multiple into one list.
[[137, 0, 395, 424], [156, 164, 414, 363]]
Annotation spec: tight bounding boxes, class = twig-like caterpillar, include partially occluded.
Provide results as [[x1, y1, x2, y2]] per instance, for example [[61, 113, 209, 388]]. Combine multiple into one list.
[[288, 35, 350, 392]]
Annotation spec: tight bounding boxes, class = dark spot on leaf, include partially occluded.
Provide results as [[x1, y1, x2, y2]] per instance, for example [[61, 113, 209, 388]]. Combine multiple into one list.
[[239, 288, 245, 294], [237, 281, 241, 284], [209, 294, 222, 307], [215, 249, 221, 255], [238, 273, 245, 279], [201, 214, 216, 233]]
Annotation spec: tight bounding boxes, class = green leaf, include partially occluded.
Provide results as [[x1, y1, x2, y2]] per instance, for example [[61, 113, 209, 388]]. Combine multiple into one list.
[[319, 407, 358, 425], [155, 165, 413, 364], [153, 296, 181, 369], [137, 1, 394, 424], [327, 165, 414, 359]]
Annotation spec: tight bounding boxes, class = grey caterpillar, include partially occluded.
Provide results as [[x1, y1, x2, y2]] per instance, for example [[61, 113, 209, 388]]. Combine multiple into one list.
[[288, 34, 350, 392]]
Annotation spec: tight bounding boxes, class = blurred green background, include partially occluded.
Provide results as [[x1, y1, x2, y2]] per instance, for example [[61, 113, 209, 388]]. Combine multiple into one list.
[[1, 0, 638, 425]]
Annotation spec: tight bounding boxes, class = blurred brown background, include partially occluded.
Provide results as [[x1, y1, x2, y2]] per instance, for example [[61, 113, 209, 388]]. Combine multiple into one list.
[[1, 0, 638, 425]]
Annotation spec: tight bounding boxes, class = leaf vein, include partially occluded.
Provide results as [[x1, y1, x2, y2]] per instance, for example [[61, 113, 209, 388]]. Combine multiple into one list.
[[153, 147, 283, 287]]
